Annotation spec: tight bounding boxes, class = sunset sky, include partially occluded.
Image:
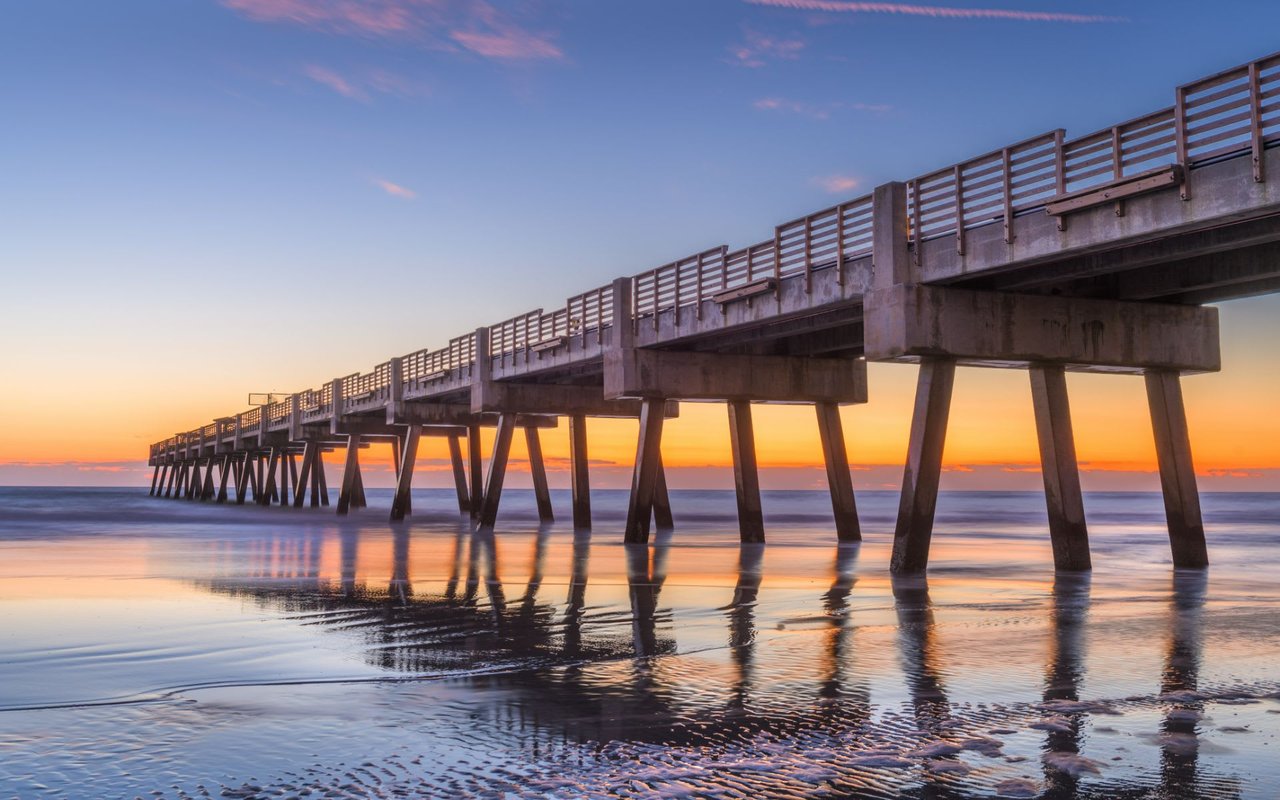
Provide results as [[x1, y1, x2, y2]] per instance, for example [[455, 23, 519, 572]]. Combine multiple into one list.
[[2, 0, 1278, 490]]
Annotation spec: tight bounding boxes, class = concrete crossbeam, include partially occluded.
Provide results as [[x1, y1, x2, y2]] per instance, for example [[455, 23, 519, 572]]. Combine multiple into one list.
[[472, 380, 678, 418], [865, 284, 1220, 374], [604, 348, 868, 402]]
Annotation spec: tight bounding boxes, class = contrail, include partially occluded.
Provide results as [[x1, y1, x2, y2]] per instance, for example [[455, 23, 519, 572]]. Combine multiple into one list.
[[744, 0, 1125, 23]]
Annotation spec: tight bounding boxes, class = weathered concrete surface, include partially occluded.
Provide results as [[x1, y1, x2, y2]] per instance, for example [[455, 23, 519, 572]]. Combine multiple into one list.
[[604, 347, 868, 402], [864, 284, 1220, 374]]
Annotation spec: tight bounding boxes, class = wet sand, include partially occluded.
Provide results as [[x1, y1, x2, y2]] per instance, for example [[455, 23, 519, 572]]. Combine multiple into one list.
[[1, 487, 1278, 798]]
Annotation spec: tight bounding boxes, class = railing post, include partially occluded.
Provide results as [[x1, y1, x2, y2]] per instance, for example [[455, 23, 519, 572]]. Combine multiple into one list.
[[695, 251, 705, 320], [772, 227, 782, 298], [329, 378, 344, 435], [1001, 148, 1014, 244], [835, 203, 847, 285], [803, 215, 813, 293], [610, 277, 634, 351], [1249, 61, 1265, 183], [387, 356, 403, 424], [953, 164, 965, 256], [1174, 83, 1191, 200], [1111, 125, 1125, 217], [1053, 129, 1068, 230], [673, 262, 682, 328], [871, 181, 912, 291], [908, 179, 922, 265], [288, 394, 301, 441]]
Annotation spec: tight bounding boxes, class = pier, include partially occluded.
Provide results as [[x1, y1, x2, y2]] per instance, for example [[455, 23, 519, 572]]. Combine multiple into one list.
[[151, 52, 1280, 573]]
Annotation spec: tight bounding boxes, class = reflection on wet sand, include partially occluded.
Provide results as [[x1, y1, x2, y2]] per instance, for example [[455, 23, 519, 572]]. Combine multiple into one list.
[[191, 528, 1259, 798], [1161, 569, 1207, 797]]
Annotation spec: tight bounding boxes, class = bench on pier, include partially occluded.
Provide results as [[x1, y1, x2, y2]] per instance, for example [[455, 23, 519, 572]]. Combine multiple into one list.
[[1046, 164, 1185, 217]]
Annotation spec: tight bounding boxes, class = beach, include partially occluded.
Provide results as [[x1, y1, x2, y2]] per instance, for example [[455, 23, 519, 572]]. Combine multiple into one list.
[[1, 487, 1278, 798]]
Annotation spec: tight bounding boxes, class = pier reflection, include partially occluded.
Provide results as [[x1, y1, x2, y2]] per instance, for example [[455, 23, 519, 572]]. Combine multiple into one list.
[[193, 529, 1244, 797]]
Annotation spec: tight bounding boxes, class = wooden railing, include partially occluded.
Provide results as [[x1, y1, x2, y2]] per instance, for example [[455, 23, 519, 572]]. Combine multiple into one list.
[[909, 51, 1280, 249], [344, 362, 391, 399], [153, 51, 1280, 458], [404, 334, 475, 382]]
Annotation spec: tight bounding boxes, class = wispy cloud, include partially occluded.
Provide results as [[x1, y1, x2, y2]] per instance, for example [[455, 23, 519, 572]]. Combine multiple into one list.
[[754, 96, 890, 120], [743, 0, 1125, 23], [451, 28, 562, 60], [222, 0, 417, 35], [728, 29, 806, 67], [812, 174, 859, 194], [754, 96, 833, 119], [222, 0, 565, 62], [303, 64, 367, 100], [300, 63, 430, 101], [374, 178, 417, 199]]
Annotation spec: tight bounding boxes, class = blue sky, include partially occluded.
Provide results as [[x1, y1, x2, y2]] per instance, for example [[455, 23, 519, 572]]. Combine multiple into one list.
[[2, 0, 1279, 486]]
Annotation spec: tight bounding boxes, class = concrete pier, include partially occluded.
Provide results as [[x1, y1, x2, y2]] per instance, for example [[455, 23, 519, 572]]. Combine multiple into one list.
[[153, 50, 1280, 572]]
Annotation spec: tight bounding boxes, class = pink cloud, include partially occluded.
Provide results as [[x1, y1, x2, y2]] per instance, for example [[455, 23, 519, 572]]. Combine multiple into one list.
[[374, 179, 417, 199], [221, 0, 418, 35], [743, 0, 1124, 23], [812, 174, 859, 194], [728, 29, 806, 67], [223, 0, 564, 62]]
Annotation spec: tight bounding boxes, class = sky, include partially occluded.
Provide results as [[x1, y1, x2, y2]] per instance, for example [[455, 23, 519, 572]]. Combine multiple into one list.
[[1, 0, 1278, 491]]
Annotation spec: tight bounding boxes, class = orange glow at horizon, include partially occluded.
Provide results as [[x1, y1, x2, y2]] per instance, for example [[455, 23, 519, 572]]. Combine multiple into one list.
[[2, 298, 1277, 487]]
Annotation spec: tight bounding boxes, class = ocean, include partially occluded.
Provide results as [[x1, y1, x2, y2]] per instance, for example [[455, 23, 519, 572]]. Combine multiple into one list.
[[1, 487, 1278, 798]]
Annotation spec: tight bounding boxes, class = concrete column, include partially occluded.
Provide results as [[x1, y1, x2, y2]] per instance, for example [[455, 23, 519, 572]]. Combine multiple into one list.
[[204, 460, 218, 500], [653, 452, 673, 529], [816, 402, 861, 542], [337, 434, 361, 516], [261, 448, 280, 506], [148, 464, 161, 496], [293, 441, 317, 509], [152, 464, 166, 498], [624, 397, 666, 543], [728, 400, 765, 543], [569, 414, 591, 531], [891, 358, 956, 574], [1146, 370, 1208, 568], [216, 454, 232, 503], [1030, 365, 1091, 571], [186, 462, 200, 500], [278, 452, 291, 507], [163, 463, 176, 498], [477, 414, 516, 528], [352, 455, 367, 509], [611, 277, 635, 350], [390, 426, 421, 522], [315, 453, 329, 506], [871, 181, 912, 290], [468, 424, 484, 518], [447, 434, 470, 514], [524, 426, 554, 523], [234, 455, 249, 504]]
